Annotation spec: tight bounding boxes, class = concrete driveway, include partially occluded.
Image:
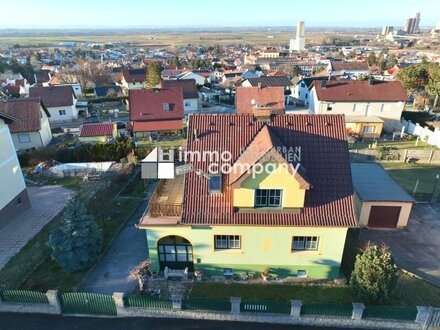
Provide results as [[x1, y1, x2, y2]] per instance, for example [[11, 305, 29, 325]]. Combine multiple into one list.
[[360, 203, 440, 286], [79, 183, 156, 295], [0, 186, 72, 269]]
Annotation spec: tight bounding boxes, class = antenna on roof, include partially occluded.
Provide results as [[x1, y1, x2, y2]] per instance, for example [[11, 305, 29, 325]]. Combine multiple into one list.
[[195, 169, 211, 180]]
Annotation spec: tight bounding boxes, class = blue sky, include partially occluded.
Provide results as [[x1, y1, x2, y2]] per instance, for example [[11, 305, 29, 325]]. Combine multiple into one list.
[[1, 0, 439, 28]]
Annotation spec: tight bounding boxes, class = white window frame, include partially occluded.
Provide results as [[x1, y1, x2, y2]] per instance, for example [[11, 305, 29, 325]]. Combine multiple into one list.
[[292, 236, 319, 251], [362, 125, 376, 133], [255, 189, 282, 207], [18, 134, 31, 143], [214, 235, 241, 250]]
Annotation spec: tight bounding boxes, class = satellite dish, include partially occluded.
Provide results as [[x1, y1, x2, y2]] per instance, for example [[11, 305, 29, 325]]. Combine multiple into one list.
[[251, 99, 256, 105]]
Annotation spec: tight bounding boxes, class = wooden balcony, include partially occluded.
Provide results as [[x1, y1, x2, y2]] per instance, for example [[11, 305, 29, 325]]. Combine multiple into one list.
[[147, 175, 184, 218]]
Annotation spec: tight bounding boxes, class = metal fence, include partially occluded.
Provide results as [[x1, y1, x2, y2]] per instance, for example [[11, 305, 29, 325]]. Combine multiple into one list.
[[59, 292, 117, 316], [241, 301, 291, 315], [183, 298, 231, 312], [0, 290, 49, 304], [301, 303, 353, 318], [124, 295, 172, 309], [363, 306, 418, 321]]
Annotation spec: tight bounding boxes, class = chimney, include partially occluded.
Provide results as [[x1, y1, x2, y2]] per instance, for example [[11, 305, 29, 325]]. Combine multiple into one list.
[[257, 82, 262, 90], [193, 129, 199, 141], [321, 80, 327, 88]]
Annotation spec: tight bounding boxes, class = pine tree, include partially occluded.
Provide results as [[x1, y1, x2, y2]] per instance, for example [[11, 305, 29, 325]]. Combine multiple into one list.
[[350, 243, 399, 304], [145, 62, 162, 89], [49, 198, 103, 272]]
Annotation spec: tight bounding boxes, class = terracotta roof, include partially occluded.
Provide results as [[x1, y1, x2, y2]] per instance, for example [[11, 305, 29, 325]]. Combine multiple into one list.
[[182, 114, 357, 227], [267, 70, 289, 77], [161, 79, 199, 99], [312, 80, 408, 102], [330, 61, 369, 72], [0, 111, 20, 124], [0, 98, 49, 133], [129, 88, 184, 122], [121, 68, 146, 83], [236, 87, 285, 114], [80, 123, 115, 137], [29, 85, 75, 107], [133, 120, 183, 132], [244, 76, 292, 88], [228, 125, 310, 189]]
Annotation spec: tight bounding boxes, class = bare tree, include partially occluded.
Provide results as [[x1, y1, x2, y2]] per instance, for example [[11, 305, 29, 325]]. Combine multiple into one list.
[[57, 60, 113, 91]]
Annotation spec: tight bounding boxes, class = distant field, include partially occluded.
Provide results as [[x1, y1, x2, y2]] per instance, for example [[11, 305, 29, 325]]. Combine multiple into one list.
[[0, 31, 350, 48]]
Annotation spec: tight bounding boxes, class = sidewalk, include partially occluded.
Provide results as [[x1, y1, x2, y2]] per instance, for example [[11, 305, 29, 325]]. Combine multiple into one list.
[[0, 186, 71, 269]]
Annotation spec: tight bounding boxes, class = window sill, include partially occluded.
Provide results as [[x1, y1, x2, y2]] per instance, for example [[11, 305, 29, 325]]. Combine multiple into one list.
[[290, 250, 320, 256], [214, 249, 243, 254], [235, 207, 302, 214]]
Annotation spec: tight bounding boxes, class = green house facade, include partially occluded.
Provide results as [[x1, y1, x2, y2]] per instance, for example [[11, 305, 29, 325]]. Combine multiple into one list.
[[139, 113, 357, 279]]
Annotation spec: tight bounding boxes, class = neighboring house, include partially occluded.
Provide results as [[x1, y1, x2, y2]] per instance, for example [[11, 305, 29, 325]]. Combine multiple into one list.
[[291, 77, 334, 104], [241, 76, 292, 94], [48, 76, 82, 96], [161, 69, 185, 80], [118, 68, 147, 90], [79, 123, 117, 143], [34, 71, 52, 86], [309, 80, 407, 136], [161, 79, 200, 114], [0, 111, 31, 228], [29, 85, 78, 123], [94, 86, 123, 98], [235, 86, 285, 114], [0, 73, 30, 96], [129, 88, 184, 136], [327, 61, 369, 79], [177, 71, 209, 86], [0, 98, 52, 151], [139, 113, 357, 279], [351, 163, 415, 229]]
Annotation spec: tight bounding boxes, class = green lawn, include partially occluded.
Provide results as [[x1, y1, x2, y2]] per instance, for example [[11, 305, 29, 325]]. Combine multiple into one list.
[[382, 163, 440, 197], [0, 177, 145, 292], [190, 282, 353, 304], [350, 140, 435, 150], [135, 138, 186, 149], [189, 272, 440, 307]]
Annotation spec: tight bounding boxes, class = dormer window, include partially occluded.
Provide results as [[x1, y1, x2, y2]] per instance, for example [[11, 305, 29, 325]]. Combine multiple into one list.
[[209, 174, 222, 194], [163, 103, 170, 112], [255, 189, 282, 207]]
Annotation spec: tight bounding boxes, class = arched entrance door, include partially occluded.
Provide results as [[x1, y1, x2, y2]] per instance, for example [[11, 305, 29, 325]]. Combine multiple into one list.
[[157, 236, 194, 271]]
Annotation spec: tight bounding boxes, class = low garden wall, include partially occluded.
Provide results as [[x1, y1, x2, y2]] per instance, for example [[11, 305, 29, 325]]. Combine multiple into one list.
[[0, 289, 436, 329]]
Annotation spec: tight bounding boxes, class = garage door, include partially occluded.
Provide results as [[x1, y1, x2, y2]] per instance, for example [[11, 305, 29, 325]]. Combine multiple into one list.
[[368, 206, 401, 228]]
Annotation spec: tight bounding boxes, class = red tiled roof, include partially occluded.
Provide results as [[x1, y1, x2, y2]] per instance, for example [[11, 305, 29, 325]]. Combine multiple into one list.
[[161, 79, 199, 99], [29, 85, 75, 107], [0, 98, 49, 133], [182, 114, 357, 227], [312, 80, 408, 102], [133, 120, 183, 132], [330, 61, 369, 71], [236, 87, 285, 114], [80, 123, 115, 137], [129, 88, 184, 122]]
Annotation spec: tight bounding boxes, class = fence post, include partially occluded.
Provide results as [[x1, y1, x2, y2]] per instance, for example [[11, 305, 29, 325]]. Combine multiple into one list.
[[112, 292, 125, 315], [230, 297, 241, 315], [415, 306, 431, 326], [290, 300, 302, 320], [351, 302, 365, 320], [428, 150, 434, 164], [171, 294, 182, 310], [46, 290, 62, 314], [403, 149, 408, 163]]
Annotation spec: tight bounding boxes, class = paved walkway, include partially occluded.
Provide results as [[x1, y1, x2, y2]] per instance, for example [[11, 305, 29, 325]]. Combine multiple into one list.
[[361, 203, 440, 286], [79, 183, 156, 294], [0, 186, 72, 269]]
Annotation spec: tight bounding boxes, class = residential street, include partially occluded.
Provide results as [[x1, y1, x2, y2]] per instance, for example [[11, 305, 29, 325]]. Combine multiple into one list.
[[79, 183, 156, 294], [0, 313, 366, 330], [361, 203, 440, 286]]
